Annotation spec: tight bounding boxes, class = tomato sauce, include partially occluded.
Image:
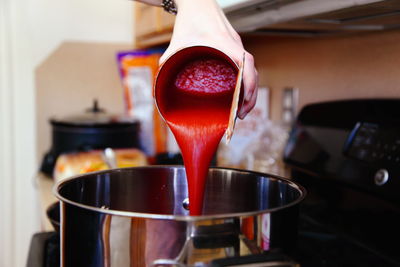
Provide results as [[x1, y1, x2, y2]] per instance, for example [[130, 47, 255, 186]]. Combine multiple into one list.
[[160, 58, 237, 215], [175, 59, 236, 95]]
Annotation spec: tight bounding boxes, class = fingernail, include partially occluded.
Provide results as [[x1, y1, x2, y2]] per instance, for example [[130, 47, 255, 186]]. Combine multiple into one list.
[[238, 109, 246, 119], [245, 89, 254, 102], [245, 92, 251, 102]]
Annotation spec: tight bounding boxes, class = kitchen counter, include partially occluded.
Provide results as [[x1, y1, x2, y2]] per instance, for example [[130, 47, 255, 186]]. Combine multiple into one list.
[[35, 172, 57, 231]]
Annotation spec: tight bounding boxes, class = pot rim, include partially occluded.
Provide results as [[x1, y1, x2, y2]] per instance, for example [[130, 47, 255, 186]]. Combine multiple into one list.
[[53, 166, 306, 221]]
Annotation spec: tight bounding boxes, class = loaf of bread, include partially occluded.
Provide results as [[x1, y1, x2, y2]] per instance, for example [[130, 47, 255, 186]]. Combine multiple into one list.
[[54, 148, 147, 182]]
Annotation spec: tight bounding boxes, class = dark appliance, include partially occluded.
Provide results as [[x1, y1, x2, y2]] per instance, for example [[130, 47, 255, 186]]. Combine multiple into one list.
[[40, 100, 141, 176], [284, 99, 400, 266], [28, 99, 400, 266]]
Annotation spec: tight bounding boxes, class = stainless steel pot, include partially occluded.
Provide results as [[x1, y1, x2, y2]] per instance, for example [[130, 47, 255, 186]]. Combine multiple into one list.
[[54, 166, 305, 267]]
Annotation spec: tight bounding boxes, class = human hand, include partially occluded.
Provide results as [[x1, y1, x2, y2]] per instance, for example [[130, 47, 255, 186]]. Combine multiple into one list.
[[160, 0, 258, 119]]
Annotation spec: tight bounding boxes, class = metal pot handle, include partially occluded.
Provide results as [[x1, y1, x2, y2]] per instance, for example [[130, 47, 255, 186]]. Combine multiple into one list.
[[151, 221, 195, 267], [151, 236, 192, 267]]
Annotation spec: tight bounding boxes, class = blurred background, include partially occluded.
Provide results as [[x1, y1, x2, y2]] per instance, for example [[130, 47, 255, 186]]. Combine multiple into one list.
[[2, 0, 400, 266]]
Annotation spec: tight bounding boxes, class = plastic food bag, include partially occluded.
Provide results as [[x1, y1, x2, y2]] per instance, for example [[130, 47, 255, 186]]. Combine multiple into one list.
[[242, 121, 290, 177], [116, 49, 167, 156], [218, 119, 289, 177]]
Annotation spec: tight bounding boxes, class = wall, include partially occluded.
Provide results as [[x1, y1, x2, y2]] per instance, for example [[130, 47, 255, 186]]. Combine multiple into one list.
[[1, 0, 134, 265], [28, 0, 134, 67], [244, 30, 400, 121]]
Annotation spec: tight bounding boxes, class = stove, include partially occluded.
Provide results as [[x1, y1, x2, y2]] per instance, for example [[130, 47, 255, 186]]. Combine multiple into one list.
[[284, 99, 400, 267], [27, 99, 400, 267]]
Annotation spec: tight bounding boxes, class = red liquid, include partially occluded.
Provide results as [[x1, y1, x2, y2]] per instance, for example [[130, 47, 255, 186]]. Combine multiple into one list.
[[160, 58, 236, 215]]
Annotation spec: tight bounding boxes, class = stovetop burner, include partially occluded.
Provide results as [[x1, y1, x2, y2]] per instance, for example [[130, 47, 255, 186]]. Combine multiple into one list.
[[294, 214, 399, 267]]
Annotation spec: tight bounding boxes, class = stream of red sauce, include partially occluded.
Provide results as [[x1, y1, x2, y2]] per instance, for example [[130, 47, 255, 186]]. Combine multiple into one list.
[[160, 58, 237, 215]]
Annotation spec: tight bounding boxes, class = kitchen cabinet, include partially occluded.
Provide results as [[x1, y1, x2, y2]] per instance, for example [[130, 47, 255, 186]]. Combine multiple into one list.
[[134, 0, 400, 43], [134, 2, 175, 47], [133, 1, 239, 47]]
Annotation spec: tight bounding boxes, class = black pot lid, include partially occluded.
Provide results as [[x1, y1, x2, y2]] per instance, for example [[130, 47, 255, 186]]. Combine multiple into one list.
[[50, 100, 139, 127]]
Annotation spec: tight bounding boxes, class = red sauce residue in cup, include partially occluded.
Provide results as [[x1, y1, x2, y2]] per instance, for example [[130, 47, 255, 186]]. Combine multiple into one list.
[[175, 59, 236, 95], [161, 58, 237, 215]]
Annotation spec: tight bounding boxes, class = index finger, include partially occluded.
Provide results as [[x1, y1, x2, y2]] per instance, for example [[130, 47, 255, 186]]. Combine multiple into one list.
[[238, 52, 258, 119]]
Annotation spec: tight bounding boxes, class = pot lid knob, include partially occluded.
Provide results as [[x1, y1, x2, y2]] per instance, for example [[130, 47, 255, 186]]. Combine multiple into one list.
[[86, 99, 105, 114]]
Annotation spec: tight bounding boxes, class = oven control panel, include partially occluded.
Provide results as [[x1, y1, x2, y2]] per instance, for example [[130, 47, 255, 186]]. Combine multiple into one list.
[[284, 99, 400, 204], [344, 122, 400, 165]]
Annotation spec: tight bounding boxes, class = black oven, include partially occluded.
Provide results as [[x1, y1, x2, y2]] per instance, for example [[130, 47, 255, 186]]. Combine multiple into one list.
[[284, 99, 400, 267]]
